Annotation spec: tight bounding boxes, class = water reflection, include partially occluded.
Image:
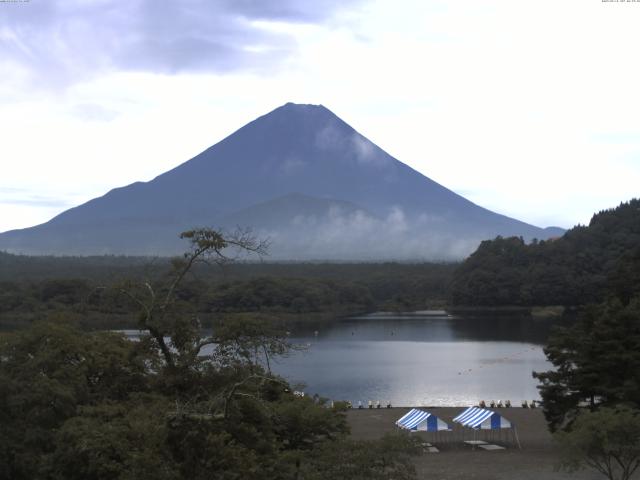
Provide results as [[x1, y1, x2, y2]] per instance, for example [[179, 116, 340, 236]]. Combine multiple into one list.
[[271, 311, 558, 407]]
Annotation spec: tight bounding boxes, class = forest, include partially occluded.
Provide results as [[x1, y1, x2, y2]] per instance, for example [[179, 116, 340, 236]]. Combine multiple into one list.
[[450, 199, 640, 307], [0, 253, 454, 331]]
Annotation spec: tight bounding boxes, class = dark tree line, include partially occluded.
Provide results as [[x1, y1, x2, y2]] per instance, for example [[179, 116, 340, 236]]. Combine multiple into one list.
[[451, 199, 640, 306], [0, 256, 455, 331]]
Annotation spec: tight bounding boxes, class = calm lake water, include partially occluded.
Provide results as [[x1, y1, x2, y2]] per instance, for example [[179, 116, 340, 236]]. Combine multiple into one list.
[[120, 310, 558, 407], [269, 311, 556, 407]]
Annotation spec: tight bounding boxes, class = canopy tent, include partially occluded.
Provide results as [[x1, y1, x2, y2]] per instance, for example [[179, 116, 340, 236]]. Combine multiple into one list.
[[453, 406, 512, 430], [396, 408, 451, 432], [452, 406, 521, 449]]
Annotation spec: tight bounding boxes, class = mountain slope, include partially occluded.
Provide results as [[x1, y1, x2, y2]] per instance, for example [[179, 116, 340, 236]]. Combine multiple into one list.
[[0, 103, 563, 259], [220, 193, 378, 230]]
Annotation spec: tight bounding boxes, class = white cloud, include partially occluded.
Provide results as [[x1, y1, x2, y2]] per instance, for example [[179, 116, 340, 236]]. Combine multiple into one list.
[[1, 0, 640, 233], [351, 133, 386, 166], [262, 205, 478, 260]]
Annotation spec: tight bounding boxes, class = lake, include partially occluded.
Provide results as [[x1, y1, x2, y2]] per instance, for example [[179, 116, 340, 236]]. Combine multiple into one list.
[[269, 310, 556, 407]]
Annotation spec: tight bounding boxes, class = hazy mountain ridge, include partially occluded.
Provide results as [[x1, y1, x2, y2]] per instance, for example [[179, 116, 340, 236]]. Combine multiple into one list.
[[0, 103, 564, 259]]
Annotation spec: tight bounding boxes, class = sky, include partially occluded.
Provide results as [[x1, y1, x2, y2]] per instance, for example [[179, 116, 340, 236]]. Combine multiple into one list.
[[1, 0, 639, 233]]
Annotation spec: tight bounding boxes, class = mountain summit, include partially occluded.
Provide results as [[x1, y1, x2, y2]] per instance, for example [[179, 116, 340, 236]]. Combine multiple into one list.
[[0, 103, 563, 259]]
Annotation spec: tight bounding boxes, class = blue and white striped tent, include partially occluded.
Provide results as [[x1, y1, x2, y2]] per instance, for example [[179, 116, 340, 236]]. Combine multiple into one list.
[[396, 408, 451, 432], [452, 407, 512, 430]]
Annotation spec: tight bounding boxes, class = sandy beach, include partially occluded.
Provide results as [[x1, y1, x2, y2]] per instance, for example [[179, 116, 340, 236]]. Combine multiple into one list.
[[347, 407, 614, 480]]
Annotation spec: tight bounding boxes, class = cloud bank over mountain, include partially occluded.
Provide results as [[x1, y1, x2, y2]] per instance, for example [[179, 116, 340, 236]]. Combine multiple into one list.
[[252, 202, 480, 261]]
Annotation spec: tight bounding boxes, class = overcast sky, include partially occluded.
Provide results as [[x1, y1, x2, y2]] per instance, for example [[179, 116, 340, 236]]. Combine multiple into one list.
[[1, 0, 639, 233]]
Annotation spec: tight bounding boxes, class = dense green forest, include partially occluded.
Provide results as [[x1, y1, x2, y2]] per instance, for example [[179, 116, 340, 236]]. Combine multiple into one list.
[[450, 199, 640, 306], [0, 251, 454, 330]]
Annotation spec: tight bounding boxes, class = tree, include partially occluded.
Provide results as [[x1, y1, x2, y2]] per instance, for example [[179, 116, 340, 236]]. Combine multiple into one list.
[[534, 297, 640, 431], [119, 228, 267, 372], [299, 433, 420, 480], [213, 314, 291, 374], [609, 246, 640, 306], [0, 321, 152, 480], [271, 395, 349, 451], [556, 407, 640, 480], [48, 398, 177, 480]]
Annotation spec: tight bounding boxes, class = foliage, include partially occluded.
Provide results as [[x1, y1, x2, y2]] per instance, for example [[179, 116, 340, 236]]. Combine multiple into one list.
[[48, 398, 177, 480], [555, 407, 640, 480], [298, 433, 421, 480], [534, 297, 640, 431], [0, 323, 416, 480], [116, 228, 268, 370], [0, 261, 454, 331], [451, 199, 640, 306], [0, 229, 420, 480], [213, 314, 292, 373], [0, 322, 151, 480], [204, 276, 374, 314]]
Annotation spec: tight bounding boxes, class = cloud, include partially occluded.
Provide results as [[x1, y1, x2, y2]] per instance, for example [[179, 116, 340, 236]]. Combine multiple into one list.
[[279, 156, 306, 175], [0, 188, 72, 208], [315, 121, 390, 168], [351, 133, 388, 167], [70, 103, 120, 122], [314, 121, 345, 151], [259, 206, 479, 261], [216, 0, 363, 23], [0, 0, 362, 88]]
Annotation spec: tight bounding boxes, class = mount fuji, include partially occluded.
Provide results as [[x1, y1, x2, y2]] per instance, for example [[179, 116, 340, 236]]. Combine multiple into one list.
[[0, 103, 563, 260]]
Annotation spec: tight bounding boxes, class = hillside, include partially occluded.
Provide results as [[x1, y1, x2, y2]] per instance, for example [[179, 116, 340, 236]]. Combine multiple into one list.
[[450, 199, 640, 306]]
